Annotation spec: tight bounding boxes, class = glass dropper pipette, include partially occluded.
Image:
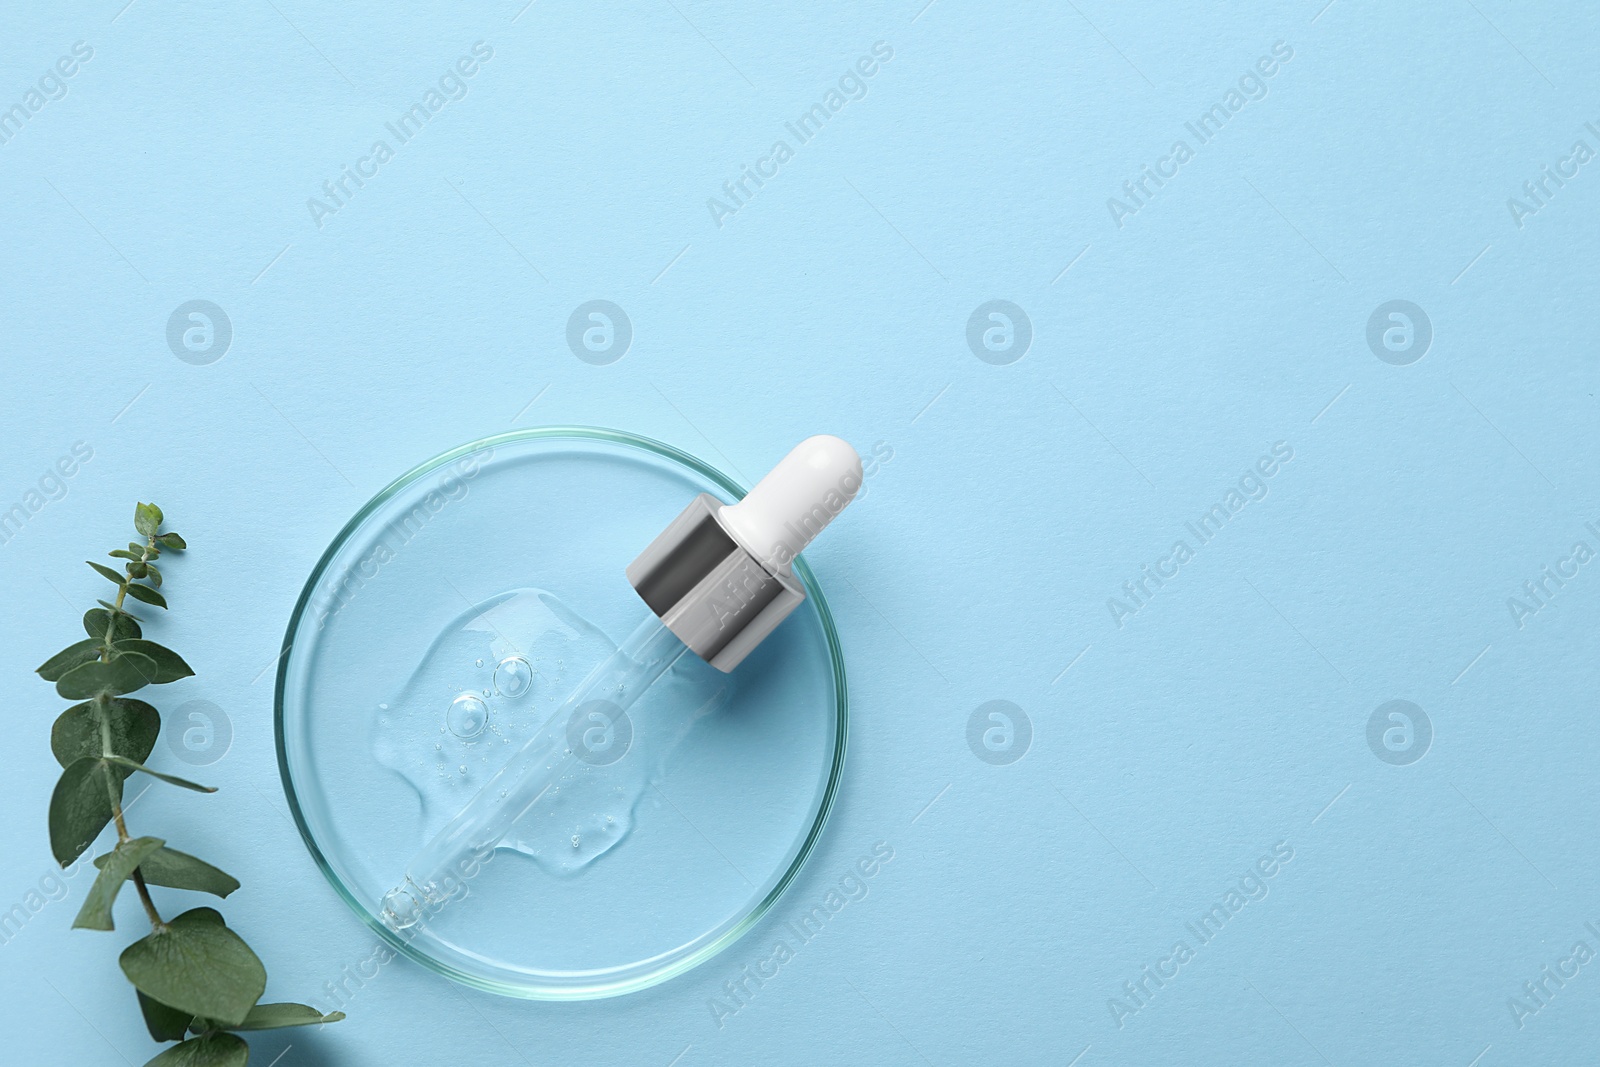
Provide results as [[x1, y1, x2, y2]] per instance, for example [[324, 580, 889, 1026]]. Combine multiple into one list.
[[381, 436, 863, 930]]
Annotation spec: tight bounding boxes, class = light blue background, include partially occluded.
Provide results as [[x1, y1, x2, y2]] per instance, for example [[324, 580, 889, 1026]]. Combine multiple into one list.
[[2, 1, 1598, 1064]]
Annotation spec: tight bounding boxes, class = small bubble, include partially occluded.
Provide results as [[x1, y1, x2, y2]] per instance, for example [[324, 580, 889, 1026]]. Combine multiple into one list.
[[494, 655, 533, 698], [475, 658, 484, 668], [447, 694, 489, 739], [459, 764, 468, 775], [571, 835, 581, 848]]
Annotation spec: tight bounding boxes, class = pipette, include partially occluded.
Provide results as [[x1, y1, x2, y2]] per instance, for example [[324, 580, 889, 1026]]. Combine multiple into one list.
[[381, 435, 862, 930]]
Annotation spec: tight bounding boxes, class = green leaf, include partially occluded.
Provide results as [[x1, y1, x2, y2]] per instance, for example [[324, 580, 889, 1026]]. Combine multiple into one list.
[[158, 532, 187, 551], [37, 639, 103, 681], [119, 907, 266, 1027], [105, 756, 216, 793], [87, 560, 126, 586], [49, 757, 122, 865], [83, 607, 141, 643], [98, 845, 239, 898], [143, 1032, 248, 1067], [212, 1002, 344, 1031], [138, 991, 194, 1043], [110, 548, 141, 560], [113, 640, 194, 683], [135, 502, 163, 538], [52, 697, 160, 770], [144, 563, 162, 588], [129, 561, 149, 579], [55, 651, 158, 699], [74, 836, 164, 931], [126, 583, 168, 609]]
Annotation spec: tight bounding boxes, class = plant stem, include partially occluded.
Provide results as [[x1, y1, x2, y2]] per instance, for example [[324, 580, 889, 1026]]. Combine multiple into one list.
[[98, 536, 166, 931], [103, 574, 130, 650], [131, 870, 163, 930]]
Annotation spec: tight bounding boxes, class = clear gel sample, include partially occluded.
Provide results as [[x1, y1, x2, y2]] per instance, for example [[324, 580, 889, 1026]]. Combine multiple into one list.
[[373, 589, 730, 927]]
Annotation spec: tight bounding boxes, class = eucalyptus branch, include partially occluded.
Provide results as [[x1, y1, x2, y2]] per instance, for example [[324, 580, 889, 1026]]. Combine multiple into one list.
[[40, 503, 343, 1067]]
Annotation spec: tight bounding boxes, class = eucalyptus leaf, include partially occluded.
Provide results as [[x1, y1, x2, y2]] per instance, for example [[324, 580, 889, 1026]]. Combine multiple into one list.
[[125, 583, 168, 609], [212, 1002, 343, 1031], [36, 639, 103, 681], [138, 990, 193, 1043], [83, 607, 140, 643], [49, 757, 122, 865], [74, 836, 164, 931], [98, 845, 239, 898], [113, 640, 194, 684], [104, 756, 216, 793], [158, 532, 187, 550], [119, 907, 266, 1026], [143, 1032, 248, 1067], [87, 560, 126, 586], [55, 651, 158, 700], [135, 502, 163, 538], [51, 697, 160, 770]]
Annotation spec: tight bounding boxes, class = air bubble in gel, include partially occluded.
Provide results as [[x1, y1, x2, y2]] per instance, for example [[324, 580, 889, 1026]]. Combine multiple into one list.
[[494, 655, 533, 697], [447, 694, 489, 739]]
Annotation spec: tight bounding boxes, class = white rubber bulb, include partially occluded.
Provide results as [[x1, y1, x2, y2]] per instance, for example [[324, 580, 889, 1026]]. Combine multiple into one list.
[[719, 435, 863, 571]]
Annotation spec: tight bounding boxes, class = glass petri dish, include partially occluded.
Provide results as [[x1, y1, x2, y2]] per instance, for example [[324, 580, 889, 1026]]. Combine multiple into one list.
[[275, 427, 846, 999]]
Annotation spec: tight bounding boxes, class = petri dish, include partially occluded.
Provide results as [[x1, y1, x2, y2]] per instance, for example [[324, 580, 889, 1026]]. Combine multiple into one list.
[[275, 427, 847, 999]]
